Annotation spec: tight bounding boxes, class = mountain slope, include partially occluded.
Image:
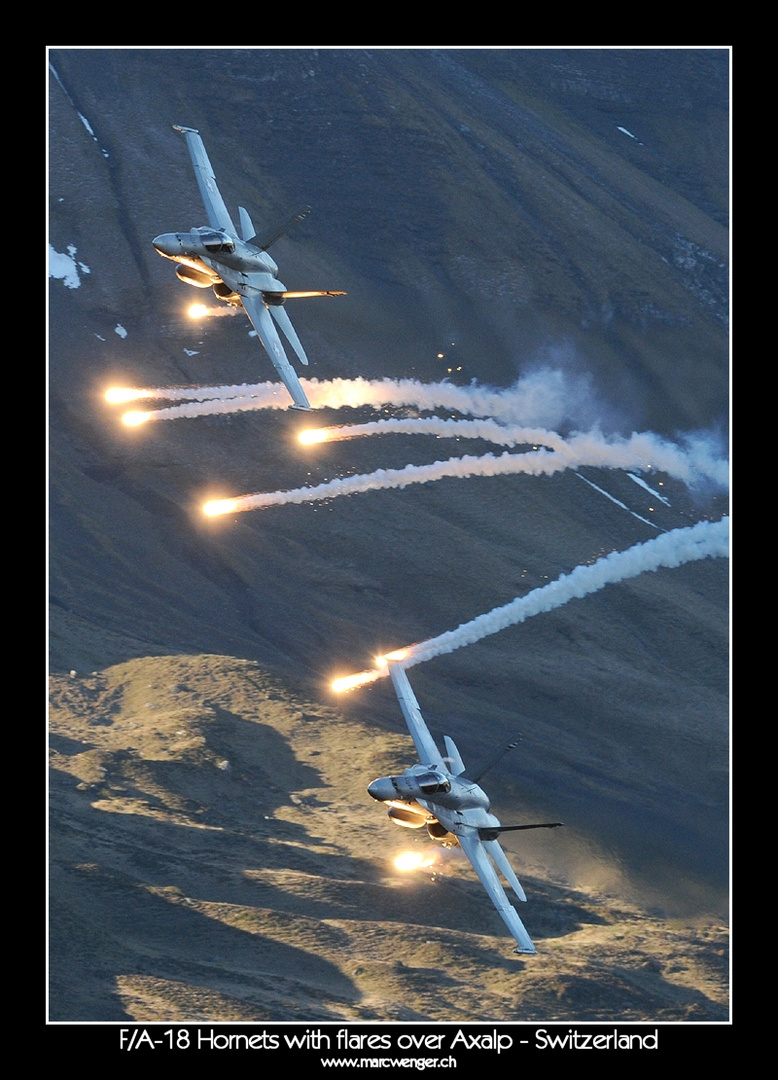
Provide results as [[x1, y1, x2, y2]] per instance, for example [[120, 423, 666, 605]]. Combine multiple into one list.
[[48, 48, 729, 1022]]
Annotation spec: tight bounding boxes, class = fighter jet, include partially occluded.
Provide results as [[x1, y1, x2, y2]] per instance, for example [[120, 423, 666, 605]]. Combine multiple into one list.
[[368, 663, 562, 953], [152, 125, 344, 411]]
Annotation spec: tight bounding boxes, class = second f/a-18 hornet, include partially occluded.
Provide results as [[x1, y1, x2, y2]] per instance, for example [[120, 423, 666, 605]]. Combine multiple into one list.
[[153, 125, 344, 411], [368, 663, 563, 953]]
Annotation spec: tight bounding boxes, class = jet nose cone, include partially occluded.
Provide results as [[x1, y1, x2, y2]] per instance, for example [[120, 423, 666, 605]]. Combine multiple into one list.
[[152, 233, 181, 257], [367, 777, 396, 803]]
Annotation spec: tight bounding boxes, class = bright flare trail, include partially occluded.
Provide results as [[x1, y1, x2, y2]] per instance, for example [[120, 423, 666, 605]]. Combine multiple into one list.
[[203, 432, 728, 517], [298, 418, 569, 450], [331, 518, 729, 692], [122, 411, 152, 427], [203, 498, 240, 517], [298, 428, 332, 446], [394, 852, 436, 871], [332, 650, 408, 693], [103, 375, 729, 698], [104, 374, 729, 494], [105, 387, 157, 405], [104, 371, 601, 426], [104, 381, 292, 422], [187, 303, 237, 319]]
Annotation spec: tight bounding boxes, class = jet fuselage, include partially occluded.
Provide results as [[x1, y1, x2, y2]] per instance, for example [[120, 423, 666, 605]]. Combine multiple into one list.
[[367, 764, 502, 840], [152, 227, 287, 299]]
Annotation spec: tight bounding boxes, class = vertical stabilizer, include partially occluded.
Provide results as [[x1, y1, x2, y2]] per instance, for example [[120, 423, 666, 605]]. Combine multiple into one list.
[[239, 206, 256, 243], [443, 736, 467, 776]]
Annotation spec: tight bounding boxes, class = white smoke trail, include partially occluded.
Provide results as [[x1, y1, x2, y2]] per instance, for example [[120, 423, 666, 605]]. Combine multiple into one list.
[[215, 431, 727, 515], [116, 374, 727, 495], [299, 371, 589, 425], [141, 389, 292, 420], [333, 518, 729, 690], [406, 517, 729, 667], [106, 382, 286, 408], [303, 417, 569, 450], [301, 420, 728, 488], [111, 369, 596, 426]]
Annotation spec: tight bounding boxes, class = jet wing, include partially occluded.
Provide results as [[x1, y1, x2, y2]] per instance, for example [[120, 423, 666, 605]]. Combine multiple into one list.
[[388, 663, 444, 768], [174, 125, 236, 235], [241, 292, 312, 411], [457, 832, 536, 954]]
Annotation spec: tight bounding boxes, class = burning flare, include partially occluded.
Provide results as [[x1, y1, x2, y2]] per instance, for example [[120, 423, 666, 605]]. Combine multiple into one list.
[[105, 387, 153, 404], [394, 851, 435, 872], [298, 429, 331, 446], [203, 498, 240, 518], [329, 519, 728, 693], [122, 410, 151, 427], [188, 303, 209, 319], [376, 649, 409, 666], [332, 669, 383, 694], [332, 649, 410, 693]]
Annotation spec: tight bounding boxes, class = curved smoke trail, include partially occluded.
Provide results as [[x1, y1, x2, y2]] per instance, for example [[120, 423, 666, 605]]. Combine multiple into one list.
[[303, 371, 595, 425], [406, 516, 729, 668], [333, 517, 729, 690], [217, 431, 727, 515], [109, 370, 728, 508], [111, 374, 728, 495], [302, 418, 727, 488]]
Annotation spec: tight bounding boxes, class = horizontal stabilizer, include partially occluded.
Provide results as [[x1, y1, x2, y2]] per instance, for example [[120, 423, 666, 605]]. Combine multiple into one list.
[[478, 822, 564, 841], [482, 838, 527, 902], [253, 205, 312, 252], [281, 291, 347, 299], [241, 293, 312, 411], [458, 833, 536, 953], [270, 305, 310, 366], [465, 735, 522, 784]]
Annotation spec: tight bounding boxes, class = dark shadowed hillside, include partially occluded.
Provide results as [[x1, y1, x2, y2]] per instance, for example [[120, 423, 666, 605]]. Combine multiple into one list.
[[48, 48, 729, 1026]]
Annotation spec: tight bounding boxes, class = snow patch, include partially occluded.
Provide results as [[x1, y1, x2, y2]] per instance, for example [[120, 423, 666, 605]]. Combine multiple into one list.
[[575, 472, 657, 529], [49, 244, 90, 289], [627, 471, 671, 506]]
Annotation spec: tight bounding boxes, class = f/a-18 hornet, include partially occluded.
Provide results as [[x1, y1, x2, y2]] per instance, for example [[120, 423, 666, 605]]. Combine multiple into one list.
[[368, 663, 563, 953], [153, 125, 344, 411]]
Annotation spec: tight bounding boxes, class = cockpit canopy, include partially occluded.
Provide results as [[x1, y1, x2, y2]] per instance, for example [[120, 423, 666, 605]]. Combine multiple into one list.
[[193, 227, 235, 254], [415, 771, 451, 795]]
